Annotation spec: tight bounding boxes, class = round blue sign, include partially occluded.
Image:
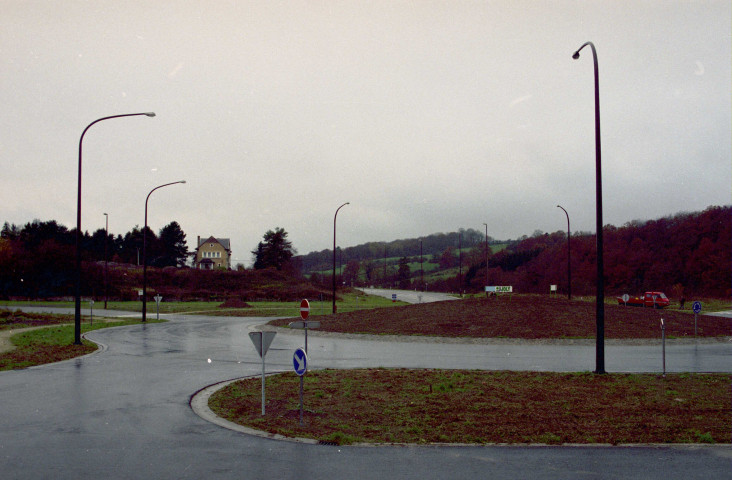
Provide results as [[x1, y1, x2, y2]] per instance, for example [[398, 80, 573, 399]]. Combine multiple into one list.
[[293, 347, 307, 376], [692, 301, 702, 314]]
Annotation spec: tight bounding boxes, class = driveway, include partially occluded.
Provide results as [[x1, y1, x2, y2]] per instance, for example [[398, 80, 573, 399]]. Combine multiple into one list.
[[0, 310, 730, 479]]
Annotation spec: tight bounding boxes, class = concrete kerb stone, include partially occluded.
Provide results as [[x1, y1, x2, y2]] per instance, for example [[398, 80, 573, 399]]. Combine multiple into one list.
[[189, 376, 319, 445], [254, 323, 732, 346]]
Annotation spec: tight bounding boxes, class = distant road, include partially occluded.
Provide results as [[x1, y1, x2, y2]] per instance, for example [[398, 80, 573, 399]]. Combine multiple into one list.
[[361, 287, 458, 304]]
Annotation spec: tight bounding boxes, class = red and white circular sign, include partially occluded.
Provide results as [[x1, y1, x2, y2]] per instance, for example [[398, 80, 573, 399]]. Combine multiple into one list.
[[300, 299, 310, 320]]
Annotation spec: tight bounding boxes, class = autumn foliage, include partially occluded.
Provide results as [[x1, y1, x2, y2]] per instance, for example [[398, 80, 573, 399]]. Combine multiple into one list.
[[476, 206, 730, 297]]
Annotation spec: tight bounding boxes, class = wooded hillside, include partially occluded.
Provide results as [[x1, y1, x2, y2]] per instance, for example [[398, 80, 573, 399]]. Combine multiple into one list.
[[304, 206, 731, 298]]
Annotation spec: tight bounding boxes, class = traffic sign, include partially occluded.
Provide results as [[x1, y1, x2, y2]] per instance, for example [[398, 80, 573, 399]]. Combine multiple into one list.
[[249, 331, 277, 416], [300, 299, 310, 320], [249, 331, 277, 358], [288, 321, 321, 329], [692, 301, 702, 314], [293, 347, 307, 376]]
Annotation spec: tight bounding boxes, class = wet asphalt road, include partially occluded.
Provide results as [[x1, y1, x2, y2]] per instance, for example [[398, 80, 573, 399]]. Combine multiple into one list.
[[361, 287, 458, 304], [0, 310, 730, 479]]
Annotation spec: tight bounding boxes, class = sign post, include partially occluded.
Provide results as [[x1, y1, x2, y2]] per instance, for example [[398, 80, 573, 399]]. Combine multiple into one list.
[[660, 318, 666, 377], [248, 331, 277, 415], [154, 294, 162, 320], [290, 299, 318, 353], [293, 347, 308, 425], [692, 301, 702, 337]]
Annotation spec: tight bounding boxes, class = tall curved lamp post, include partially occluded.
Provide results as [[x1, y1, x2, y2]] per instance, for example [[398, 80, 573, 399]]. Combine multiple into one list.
[[74, 112, 156, 345], [483, 223, 489, 291], [142, 180, 186, 322], [332, 202, 349, 314], [104, 213, 109, 309], [573, 41, 605, 374], [556, 205, 571, 300]]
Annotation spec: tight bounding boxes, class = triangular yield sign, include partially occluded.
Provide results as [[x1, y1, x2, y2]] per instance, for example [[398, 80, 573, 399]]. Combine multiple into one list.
[[249, 331, 277, 358]]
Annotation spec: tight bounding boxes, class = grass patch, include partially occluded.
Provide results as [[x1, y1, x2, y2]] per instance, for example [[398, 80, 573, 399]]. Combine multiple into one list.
[[209, 369, 731, 446], [0, 292, 406, 318], [0, 319, 163, 371], [0, 309, 75, 330], [207, 293, 406, 317]]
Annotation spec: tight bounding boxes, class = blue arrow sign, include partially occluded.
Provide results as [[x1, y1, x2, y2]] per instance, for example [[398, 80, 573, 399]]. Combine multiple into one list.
[[293, 347, 307, 376], [692, 301, 702, 314]]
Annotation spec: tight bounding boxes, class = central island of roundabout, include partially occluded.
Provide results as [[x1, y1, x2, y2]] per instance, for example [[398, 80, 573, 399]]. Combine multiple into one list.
[[191, 295, 731, 446]]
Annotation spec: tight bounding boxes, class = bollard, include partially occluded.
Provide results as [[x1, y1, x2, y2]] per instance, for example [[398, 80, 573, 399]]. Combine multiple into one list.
[[660, 318, 666, 377]]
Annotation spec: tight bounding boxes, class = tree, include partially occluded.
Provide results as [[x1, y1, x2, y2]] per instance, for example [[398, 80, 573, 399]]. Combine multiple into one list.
[[121, 227, 144, 265], [1, 222, 19, 240], [252, 227, 296, 270], [397, 257, 411, 289], [343, 260, 361, 286], [157, 221, 188, 267], [438, 247, 457, 269]]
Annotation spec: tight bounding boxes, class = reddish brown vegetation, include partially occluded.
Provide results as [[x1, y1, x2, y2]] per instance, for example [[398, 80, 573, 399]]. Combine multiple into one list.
[[271, 295, 731, 339], [211, 369, 731, 445], [0, 344, 95, 370]]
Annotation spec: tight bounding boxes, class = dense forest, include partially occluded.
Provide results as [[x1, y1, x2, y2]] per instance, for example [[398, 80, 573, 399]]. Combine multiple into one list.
[[0, 220, 188, 298], [303, 206, 731, 298]]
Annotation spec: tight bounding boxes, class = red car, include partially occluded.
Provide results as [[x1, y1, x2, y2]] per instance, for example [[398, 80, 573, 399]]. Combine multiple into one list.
[[616, 291, 670, 309]]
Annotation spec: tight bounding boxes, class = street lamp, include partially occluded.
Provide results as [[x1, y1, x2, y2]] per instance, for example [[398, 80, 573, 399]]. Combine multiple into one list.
[[556, 205, 571, 300], [573, 41, 605, 374], [483, 223, 489, 292], [420, 239, 423, 292], [74, 112, 155, 345], [332, 202, 349, 313], [458, 230, 462, 297], [104, 213, 109, 310], [142, 180, 186, 322]]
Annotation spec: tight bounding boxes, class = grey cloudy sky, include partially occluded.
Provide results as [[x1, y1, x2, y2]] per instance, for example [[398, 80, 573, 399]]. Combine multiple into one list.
[[2, 1, 730, 265]]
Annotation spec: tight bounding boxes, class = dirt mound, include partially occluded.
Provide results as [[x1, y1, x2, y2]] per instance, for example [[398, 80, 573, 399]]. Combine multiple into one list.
[[218, 298, 253, 309]]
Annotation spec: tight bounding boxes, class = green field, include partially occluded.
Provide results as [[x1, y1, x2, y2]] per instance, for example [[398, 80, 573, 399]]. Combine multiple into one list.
[[0, 292, 406, 317], [0, 317, 164, 370]]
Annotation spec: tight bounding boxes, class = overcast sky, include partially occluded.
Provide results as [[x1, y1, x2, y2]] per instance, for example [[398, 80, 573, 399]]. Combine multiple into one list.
[[2, 1, 730, 265]]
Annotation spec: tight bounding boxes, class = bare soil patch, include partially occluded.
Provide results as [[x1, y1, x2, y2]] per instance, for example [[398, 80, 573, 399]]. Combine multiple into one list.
[[269, 295, 731, 339], [218, 298, 253, 309], [209, 369, 731, 445]]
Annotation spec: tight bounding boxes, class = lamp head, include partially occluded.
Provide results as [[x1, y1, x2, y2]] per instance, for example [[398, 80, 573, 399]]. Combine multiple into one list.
[[144, 112, 156, 117], [180, 180, 186, 184], [572, 51, 580, 60]]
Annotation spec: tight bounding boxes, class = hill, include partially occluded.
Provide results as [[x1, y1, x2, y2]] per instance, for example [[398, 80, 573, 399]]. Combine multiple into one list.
[[299, 206, 731, 298]]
